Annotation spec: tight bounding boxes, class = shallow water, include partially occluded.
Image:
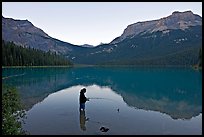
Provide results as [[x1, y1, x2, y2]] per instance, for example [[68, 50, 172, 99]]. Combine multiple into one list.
[[2, 67, 202, 135]]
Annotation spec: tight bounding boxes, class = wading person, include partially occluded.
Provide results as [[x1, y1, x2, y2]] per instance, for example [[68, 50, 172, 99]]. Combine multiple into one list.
[[79, 88, 89, 111]]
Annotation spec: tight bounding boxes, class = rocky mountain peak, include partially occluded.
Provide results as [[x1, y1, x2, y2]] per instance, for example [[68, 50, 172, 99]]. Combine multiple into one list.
[[2, 16, 50, 39], [110, 11, 202, 44], [168, 10, 201, 23], [80, 44, 94, 48], [171, 10, 193, 16], [2, 16, 74, 54]]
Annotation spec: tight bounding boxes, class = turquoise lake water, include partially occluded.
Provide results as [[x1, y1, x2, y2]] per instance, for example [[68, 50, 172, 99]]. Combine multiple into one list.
[[2, 67, 202, 135]]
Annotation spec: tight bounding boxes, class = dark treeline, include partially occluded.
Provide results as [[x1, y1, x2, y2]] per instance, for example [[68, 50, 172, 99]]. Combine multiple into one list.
[[2, 40, 73, 66]]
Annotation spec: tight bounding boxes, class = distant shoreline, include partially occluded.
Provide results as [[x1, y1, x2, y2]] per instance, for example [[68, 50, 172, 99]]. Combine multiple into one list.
[[2, 65, 201, 70], [2, 66, 72, 68]]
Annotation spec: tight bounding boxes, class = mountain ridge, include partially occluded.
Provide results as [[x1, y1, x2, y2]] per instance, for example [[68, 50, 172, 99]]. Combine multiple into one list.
[[2, 16, 84, 55], [2, 10, 202, 66], [110, 10, 202, 44]]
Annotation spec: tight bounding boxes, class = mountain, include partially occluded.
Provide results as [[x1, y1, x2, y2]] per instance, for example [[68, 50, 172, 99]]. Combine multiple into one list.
[[110, 11, 202, 44], [2, 11, 202, 66], [2, 16, 84, 55], [79, 44, 94, 48], [67, 11, 202, 65]]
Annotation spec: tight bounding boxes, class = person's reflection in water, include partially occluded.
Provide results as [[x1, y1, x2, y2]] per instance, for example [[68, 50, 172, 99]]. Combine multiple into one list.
[[79, 110, 89, 131]]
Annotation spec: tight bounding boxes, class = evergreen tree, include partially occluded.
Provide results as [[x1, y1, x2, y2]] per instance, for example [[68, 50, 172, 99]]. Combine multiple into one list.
[[2, 40, 73, 66]]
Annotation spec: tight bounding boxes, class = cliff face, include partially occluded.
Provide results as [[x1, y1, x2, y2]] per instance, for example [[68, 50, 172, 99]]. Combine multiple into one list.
[[111, 11, 202, 44], [2, 16, 79, 55]]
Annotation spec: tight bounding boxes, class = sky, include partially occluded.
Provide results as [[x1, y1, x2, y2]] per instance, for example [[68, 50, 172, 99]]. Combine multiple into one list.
[[2, 2, 202, 46]]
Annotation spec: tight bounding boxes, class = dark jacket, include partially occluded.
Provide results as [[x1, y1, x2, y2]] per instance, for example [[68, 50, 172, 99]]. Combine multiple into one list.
[[80, 92, 87, 104]]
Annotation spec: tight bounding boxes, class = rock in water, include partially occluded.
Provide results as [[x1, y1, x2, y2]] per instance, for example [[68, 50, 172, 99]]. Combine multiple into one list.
[[100, 126, 109, 132]]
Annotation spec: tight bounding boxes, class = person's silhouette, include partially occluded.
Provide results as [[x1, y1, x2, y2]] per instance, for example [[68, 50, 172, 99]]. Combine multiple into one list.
[[79, 88, 89, 111], [79, 110, 89, 131]]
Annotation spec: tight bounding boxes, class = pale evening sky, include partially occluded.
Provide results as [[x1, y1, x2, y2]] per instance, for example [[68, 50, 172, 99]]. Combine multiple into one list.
[[2, 2, 202, 46]]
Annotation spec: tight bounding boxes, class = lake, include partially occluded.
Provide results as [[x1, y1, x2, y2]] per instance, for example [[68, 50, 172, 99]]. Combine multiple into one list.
[[2, 67, 202, 135]]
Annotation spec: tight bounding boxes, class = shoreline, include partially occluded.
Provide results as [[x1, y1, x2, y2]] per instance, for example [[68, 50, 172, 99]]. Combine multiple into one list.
[[2, 65, 72, 68], [2, 65, 201, 70]]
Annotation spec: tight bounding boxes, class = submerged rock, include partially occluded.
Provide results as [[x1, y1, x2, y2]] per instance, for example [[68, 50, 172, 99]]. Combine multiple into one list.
[[100, 126, 109, 132]]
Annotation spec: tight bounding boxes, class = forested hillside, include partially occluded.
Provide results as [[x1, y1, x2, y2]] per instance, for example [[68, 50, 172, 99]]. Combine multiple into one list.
[[2, 40, 73, 66]]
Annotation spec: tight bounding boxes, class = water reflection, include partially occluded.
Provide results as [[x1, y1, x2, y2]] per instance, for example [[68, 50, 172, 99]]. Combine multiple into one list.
[[2, 67, 202, 120], [22, 85, 202, 135], [2, 67, 74, 110], [79, 110, 89, 131]]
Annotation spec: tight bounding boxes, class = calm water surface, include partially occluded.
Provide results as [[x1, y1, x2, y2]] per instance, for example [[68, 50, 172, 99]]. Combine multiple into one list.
[[2, 67, 202, 135]]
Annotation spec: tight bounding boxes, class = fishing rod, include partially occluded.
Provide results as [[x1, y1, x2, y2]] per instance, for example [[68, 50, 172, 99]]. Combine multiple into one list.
[[87, 97, 121, 113], [88, 97, 111, 100], [87, 97, 118, 102]]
